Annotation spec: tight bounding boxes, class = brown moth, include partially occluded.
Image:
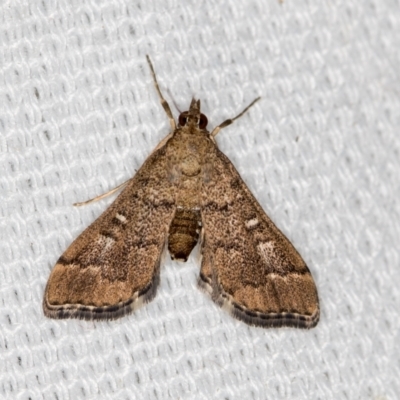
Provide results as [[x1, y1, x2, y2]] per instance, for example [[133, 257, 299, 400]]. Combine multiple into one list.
[[43, 56, 319, 328]]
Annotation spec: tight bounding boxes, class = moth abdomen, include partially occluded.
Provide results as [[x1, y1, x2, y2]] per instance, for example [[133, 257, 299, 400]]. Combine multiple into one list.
[[168, 208, 201, 261]]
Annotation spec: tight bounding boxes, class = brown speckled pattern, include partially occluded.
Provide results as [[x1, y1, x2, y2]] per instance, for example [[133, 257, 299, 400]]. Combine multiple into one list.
[[44, 62, 319, 328]]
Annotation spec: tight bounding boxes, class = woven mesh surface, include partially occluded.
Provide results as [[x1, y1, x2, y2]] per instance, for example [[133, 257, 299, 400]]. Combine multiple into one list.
[[1, 1, 399, 399]]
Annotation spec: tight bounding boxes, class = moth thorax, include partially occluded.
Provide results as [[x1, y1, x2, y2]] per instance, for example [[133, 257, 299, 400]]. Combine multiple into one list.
[[168, 208, 201, 262]]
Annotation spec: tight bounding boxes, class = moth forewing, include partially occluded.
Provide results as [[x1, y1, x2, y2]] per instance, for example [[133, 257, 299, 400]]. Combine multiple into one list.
[[43, 144, 174, 320], [44, 56, 319, 328]]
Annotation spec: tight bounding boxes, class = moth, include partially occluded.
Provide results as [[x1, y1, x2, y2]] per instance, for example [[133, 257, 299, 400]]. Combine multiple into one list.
[[43, 56, 320, 329]]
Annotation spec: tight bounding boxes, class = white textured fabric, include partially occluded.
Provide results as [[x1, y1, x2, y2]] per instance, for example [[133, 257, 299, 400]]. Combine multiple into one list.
[[1, 1, 399, 399]]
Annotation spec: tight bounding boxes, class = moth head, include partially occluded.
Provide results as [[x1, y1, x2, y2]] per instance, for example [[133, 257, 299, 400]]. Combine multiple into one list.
[[178, 98, 208, 130]]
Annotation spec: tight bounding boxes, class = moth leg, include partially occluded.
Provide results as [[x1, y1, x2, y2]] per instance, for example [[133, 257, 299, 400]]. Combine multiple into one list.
[[211, 97, 261, 137], [73, 179, 130, 207], [146, 55, 176, 131]]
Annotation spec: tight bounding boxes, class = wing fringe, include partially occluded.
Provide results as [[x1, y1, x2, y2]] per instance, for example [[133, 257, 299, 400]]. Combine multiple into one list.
[[43, 264, 160, 321]]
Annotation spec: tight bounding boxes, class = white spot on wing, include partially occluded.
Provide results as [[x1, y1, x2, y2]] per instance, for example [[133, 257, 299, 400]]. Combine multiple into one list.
[[257, 242, 285, 273], [257, 241, 274, 261], [98, 235, 115, 255], [245, 218, 259, 228], [115, 213, 127, 223]]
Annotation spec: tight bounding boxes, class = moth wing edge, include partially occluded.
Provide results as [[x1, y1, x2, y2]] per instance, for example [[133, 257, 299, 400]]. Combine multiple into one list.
[[197, 272, 319, 329], [43, 260, 161, 321]]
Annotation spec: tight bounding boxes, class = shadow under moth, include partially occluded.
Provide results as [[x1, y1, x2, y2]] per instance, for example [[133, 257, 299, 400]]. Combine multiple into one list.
[[43, 56, 319, 329]]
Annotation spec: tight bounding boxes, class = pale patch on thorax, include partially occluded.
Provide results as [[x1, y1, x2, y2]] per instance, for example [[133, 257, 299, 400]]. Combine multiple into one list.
[[180, 154, 201, 177]]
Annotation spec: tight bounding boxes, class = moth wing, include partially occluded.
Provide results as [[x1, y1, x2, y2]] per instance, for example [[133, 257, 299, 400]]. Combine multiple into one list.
[[44, 145, 176, 320], [199, 148, 319, 328]]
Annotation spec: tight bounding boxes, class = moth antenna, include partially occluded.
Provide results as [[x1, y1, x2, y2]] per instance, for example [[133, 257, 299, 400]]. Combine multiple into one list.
[[73, 179, 130, 207], [211, 97, 261, 137], [146, 55, 176, 131], [166, 88, 182, 114]]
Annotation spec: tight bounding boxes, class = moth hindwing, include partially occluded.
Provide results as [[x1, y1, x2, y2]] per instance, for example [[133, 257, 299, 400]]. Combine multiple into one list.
[[43, 56, 319, 328]]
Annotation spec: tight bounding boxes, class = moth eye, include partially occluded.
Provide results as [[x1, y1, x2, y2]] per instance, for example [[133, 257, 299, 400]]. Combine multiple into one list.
[[199, 113, 208, 129], [179, 112, 189, 126]]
